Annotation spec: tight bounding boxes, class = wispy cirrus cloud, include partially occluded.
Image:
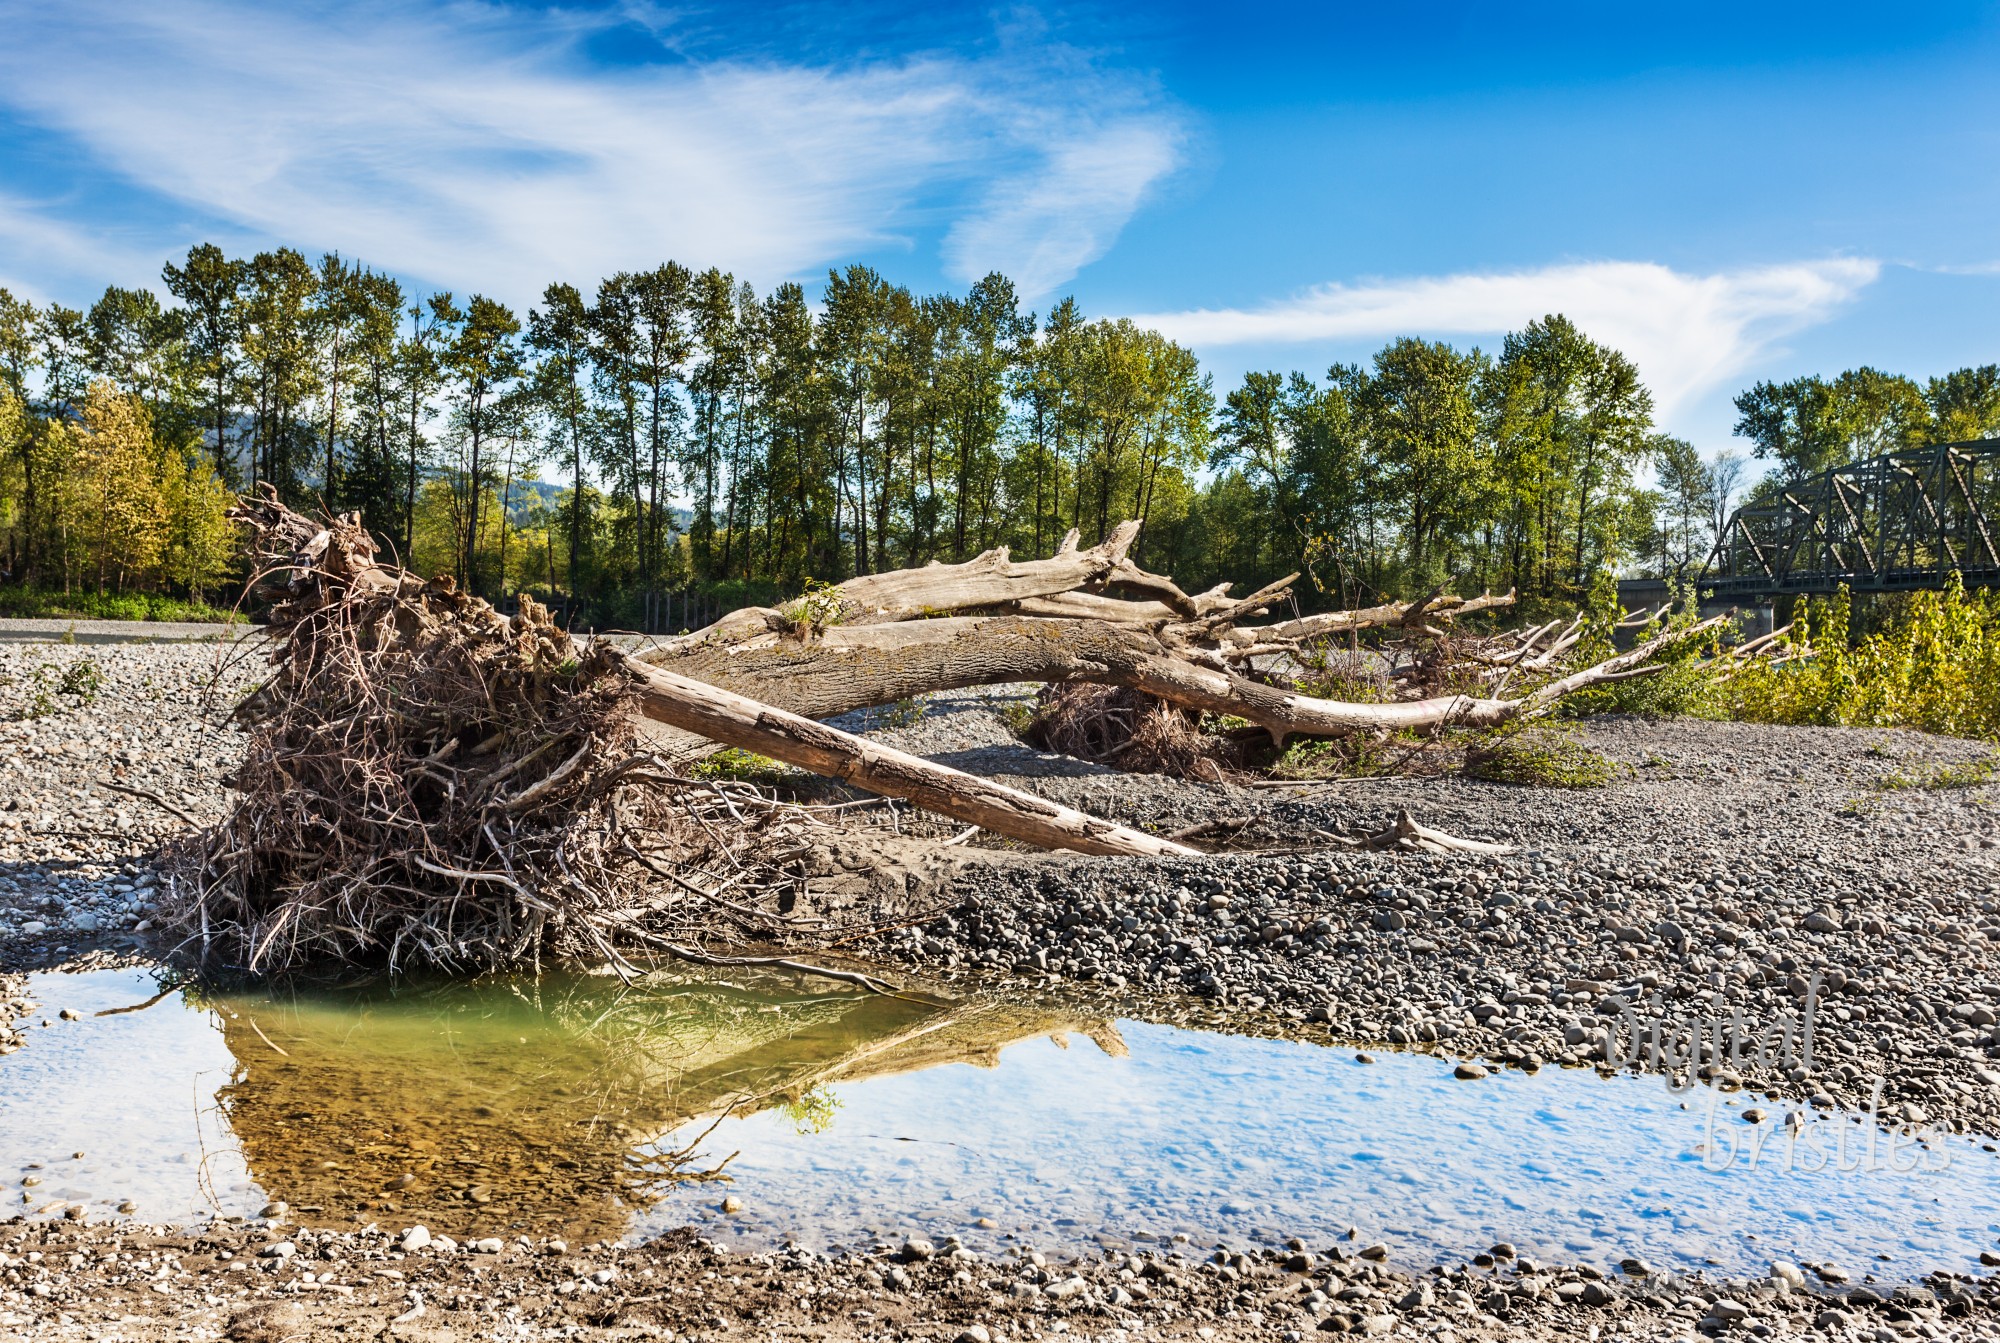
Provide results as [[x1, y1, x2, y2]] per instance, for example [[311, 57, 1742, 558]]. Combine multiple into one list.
[[0, 0, 1185, 302], [1132, 258, 1882, 421]]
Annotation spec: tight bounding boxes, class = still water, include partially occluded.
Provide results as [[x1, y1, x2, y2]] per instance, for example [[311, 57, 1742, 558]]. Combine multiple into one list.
[[2, 966, 1997, 1281]]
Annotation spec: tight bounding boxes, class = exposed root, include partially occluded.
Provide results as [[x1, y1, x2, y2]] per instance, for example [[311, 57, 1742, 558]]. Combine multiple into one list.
[[1025, 683, 1243, 782], [162, 489, 928, 977]]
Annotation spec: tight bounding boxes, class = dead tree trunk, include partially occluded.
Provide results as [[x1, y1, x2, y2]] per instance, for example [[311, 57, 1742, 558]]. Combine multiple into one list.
[[622, 655, 1196, 858]]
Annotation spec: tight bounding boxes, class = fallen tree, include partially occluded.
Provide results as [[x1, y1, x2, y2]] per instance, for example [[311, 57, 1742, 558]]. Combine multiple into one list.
[[165, 489, 1724, 976]]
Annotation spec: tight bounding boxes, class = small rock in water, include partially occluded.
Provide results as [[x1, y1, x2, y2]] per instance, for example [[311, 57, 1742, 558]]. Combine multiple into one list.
[[57, 1008, 79, 1021], [1453, 1063, 1488, 1081], [973, 1216, 998, 1229], [116, 1201, 136, 1214], [1354, 1053, 1375, 1064], [1742, 1107, 1766, 1123], [1359, 1243, 1388, 1261], [720, 1196, 743, 1214], [260, 1201, 288, 1220]]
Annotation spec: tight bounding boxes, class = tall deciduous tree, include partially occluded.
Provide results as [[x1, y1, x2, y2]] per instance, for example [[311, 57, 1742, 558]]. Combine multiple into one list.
[[440, 295, 522, 597], [161, 244, 245, 481]]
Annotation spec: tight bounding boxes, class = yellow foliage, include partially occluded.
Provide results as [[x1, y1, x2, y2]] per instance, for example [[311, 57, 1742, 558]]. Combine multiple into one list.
[[1729, 576, 2000, 739], [24, 382, 236, 598]]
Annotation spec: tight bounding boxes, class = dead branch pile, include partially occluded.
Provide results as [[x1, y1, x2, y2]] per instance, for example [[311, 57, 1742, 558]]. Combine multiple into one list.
[[1026, 684, 1245, 782], [166, 489, 1746, 977]]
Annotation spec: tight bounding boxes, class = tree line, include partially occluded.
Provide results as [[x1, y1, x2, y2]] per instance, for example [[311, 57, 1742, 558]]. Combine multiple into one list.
[[4, 243, 1997, 623]]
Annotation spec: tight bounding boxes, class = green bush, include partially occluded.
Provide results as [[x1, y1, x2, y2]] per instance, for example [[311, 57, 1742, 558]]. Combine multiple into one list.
[[1555, 570, 1725, 719], [1463, 728, 1619, 788], [1729, 576, 2000, 738]]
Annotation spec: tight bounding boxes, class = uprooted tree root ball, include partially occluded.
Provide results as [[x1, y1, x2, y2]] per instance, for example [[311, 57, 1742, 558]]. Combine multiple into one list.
[[163, 491, 937, 977]]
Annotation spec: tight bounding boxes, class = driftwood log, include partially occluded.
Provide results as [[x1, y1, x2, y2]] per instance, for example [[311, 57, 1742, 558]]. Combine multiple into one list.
[[628, 525, 1719, 762], [167, 491, 1716, 975]]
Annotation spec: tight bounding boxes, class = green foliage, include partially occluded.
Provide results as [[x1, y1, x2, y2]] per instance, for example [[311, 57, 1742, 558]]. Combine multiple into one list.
[[689, 748, 797, 786], [1871, 754, 2000, 792], [8, 247, 2000, 643], [776, 1084, 842, 1136], [0, 585, 241, 623], [789, 578, 847, 634], [1463, 728, 1619, 788], [1557, 571, 1725, 719], [1729, 576, 2000, 738], [6, 653, 105, 719], [876, 697, 927, 729], [997, 698, 1037, 738]]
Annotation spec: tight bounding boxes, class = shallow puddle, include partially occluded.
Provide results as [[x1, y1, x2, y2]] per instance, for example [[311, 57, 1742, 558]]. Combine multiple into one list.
[[3, 966, 1998, 1282]]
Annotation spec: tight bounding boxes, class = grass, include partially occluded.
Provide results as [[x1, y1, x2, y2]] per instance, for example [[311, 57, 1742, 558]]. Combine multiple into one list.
[[2, 652, 107, 718], [0, 586, 244, 623], [1463, 729, 1620, 788], [690, 747, 801, 787], [1871, 755, 2000, 792]]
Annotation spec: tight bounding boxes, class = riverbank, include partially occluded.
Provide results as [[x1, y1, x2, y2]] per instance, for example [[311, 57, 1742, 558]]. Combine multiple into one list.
[[5, 644, 2000, 1337]]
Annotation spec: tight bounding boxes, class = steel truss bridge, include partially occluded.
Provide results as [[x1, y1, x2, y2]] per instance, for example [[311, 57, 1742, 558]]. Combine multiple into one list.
[[1701, 438, 2000, 600]]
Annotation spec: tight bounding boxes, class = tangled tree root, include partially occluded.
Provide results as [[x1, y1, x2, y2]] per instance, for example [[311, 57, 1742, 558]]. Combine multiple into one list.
[[1025, 683, 1244, 782], [163, 492, 942, 977]]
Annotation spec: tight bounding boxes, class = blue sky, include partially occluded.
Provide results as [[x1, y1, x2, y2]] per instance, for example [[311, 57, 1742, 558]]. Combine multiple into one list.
[[0, 0, 1995, 456]]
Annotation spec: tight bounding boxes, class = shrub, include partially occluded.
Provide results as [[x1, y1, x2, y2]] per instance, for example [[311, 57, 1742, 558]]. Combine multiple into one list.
[[1463, 728, 1619, 788], [1729, 576, 2000, 739], [1556, 570, 1724, 719]]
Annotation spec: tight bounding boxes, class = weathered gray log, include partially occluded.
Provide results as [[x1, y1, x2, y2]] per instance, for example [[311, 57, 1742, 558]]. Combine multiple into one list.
[[632, 610, 1717, 755], [619, 653, 1200, 859]]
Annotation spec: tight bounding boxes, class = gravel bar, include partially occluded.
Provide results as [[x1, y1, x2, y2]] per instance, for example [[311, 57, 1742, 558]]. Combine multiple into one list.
[[5, 658, 2000, 1339]]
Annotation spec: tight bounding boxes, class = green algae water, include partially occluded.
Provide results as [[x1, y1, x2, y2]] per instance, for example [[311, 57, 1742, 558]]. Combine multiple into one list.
[[4, 966, 2000, 1283]]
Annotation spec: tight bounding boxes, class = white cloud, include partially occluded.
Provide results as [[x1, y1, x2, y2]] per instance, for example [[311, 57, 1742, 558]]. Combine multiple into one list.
[[1131, 258, 1882, 422], [0, 0, 1184, 302], [0, 194, 170, 305]]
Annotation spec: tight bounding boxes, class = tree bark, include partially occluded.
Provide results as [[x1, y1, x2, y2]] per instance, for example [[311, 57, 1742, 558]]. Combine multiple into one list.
[[620, 654, 1198, 858], [632, 609, 1715, 757]]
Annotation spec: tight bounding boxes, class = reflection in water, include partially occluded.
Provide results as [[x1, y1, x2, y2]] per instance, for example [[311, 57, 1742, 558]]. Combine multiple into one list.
[[12, 967, 2000, 1280], [208, 969, 1118, 1240]]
